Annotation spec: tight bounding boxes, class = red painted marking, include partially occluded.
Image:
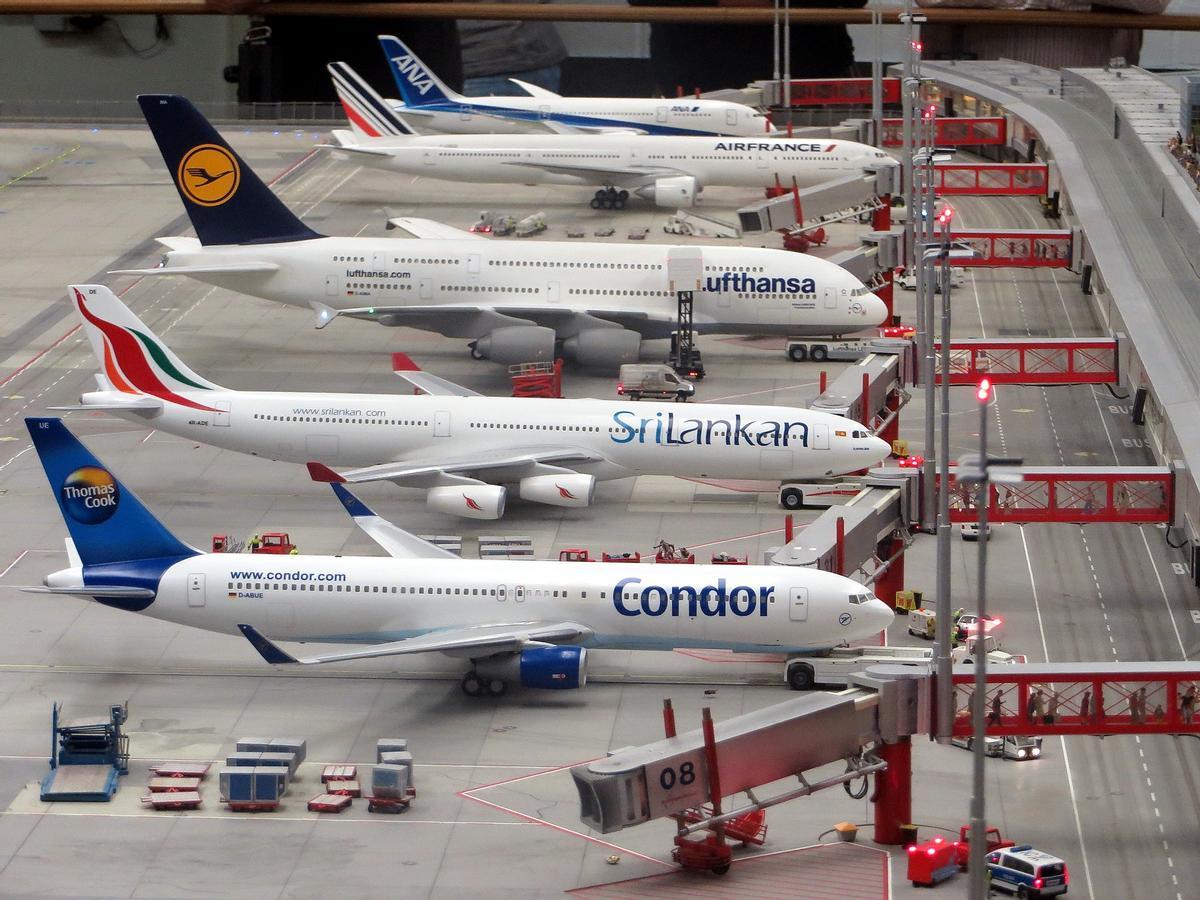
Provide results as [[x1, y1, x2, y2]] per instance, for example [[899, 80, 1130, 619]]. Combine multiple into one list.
[[340, 100, 382, 138], [391, 352, 420, 372], [306, 462, 344, 483]]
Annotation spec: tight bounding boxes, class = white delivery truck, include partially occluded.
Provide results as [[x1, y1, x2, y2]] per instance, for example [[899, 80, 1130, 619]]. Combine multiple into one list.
[[616, 364, 696, 402], [785, 645, 933, 690]]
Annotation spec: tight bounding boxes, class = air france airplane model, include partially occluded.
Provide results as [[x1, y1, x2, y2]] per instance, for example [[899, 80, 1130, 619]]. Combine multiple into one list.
[[116, 95, 888, 367], [58, 285, 890, 520], [26, 417, 894, 697], [378, 35, 772, 137], [326, 61, 893, 210]]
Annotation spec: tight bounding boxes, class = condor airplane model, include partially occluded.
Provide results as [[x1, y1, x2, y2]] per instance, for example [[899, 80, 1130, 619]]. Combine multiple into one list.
[[327, 61, 893, 210], [25, 417, 894, 697], [57, 285, 890, 520], [115, 95, 888, 367], [378, 35, 772, 137]]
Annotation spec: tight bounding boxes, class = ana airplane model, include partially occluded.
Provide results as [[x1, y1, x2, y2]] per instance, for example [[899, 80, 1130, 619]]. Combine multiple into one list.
[[378, 35, 773, 137], [26, 417, 894, 697], [327, 60, 894, 210], [57, 285, 890, 520], [115, 95, 888, 367]]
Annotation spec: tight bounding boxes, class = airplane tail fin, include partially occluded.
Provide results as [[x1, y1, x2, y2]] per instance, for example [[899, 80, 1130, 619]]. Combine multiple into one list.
[[328, 62, 418, 139], [137, 94, 323, 246], [26, 417, 198, 569], [378, 34, 460, 107], [68, 284, 229, 404]]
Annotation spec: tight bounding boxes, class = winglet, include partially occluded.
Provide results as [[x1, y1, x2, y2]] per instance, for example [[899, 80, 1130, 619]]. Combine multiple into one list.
[[307, 461, 345, 483], [330, 482, 375, 518], [237, 624, 298, 664], [392, 352, 420, 372]]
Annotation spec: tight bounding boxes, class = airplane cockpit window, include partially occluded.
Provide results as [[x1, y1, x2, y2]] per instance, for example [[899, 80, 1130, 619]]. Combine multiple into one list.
[[852, 430, 868, 438], [849, 593, 873, 604]]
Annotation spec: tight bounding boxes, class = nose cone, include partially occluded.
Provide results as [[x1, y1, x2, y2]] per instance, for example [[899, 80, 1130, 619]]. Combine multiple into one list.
[[869, 435, 892, 465], [861, 293, 889, 327], [866, 598, 895, 634]]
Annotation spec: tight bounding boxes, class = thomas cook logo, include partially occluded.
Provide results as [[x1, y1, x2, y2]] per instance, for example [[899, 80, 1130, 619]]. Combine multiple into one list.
[[61, 467, 120, 525], [177, 144, 240, 207]]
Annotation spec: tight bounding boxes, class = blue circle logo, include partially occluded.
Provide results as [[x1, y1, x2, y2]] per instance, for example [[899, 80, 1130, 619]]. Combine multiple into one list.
[[839, 612, 852, 626], [61, 467, 120, 524]]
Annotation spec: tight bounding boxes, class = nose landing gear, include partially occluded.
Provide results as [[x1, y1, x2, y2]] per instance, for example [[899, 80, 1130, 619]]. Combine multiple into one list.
[[590, 187, 629, 210]]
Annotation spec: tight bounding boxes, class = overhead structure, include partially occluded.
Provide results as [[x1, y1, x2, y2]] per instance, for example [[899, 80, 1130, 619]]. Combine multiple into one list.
[[881, 116, 1006, 147], [944, 229, 1075, 268], [932, 163, 1049, 196], [931, 337, 1118, 385], [757, 77, 902, 108]]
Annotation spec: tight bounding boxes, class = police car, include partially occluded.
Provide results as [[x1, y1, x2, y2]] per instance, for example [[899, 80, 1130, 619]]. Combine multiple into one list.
[[986, 845, 1068, 896]]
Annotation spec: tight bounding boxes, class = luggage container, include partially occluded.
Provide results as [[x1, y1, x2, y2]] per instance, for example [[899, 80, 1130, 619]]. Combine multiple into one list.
[[376, 739, 408, 760], [258, 752, 298, 777], [370, 764, 410, 798], [226, 751, 262, 768], [378, 751, 414, 788], [269, 738, 306, 765], [220, 766, 283, 810], [235, 738, 273, 754]]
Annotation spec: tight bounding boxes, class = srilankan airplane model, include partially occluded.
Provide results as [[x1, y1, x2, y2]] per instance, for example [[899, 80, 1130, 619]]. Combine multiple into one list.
[[114, 95, 888, 368], [25, 417, 894, 697], [327, 60, 894, 210], [58, 285, 891, 520], [377, 35, 773, 138]]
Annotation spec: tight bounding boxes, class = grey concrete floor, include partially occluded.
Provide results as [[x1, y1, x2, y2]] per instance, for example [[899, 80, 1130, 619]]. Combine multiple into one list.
[[0, 122, 1195, 898]]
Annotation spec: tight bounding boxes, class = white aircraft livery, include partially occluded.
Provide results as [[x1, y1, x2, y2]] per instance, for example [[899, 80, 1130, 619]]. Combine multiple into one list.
[[59, 285, 890, 520], [116, 95, 889, 367], [327, 60, 894, 210], [26, 417, 894, 697], [377, 34, 773, 137]]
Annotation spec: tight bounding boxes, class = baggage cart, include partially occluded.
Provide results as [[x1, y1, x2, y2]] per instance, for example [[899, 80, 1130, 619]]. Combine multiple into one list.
[[148, 776, 202, 793], [308, 793, 352, 813], [151, 762, 210, 779], [366, 793, 413, 814], [141, 791, 202, 811]]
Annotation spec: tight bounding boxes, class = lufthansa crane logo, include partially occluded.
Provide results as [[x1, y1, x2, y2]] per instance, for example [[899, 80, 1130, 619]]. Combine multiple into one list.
[[177, 144, 240, 207]]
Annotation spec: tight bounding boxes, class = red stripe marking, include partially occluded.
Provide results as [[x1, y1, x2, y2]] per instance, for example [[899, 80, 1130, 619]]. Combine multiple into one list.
[[340, 99, 382, 138]]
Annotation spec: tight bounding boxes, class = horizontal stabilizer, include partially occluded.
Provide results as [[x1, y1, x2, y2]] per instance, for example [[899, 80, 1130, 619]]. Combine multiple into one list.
[[307, 461, 345, 483], [317, 141, 397, 160], [506, 78, 561, 99], [390, 353, 481, 397], [110, 262, 279, 277], [49, 397, 163, 413], [385, 217, 484, 240], [23, 585, 157, 599]]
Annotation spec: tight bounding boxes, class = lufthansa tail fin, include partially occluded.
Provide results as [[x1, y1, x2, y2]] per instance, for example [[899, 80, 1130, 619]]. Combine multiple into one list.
[[378, 34, 459, 107], [328, 62, 418, 139], [26, 418, 198, 568], [68, 285, 228, 404], [137, 94, 322, 246]]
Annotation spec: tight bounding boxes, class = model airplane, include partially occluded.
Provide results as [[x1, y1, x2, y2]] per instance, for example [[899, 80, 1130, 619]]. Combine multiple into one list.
[[378, 34, 773, 138], [115, 95, 888, 367], [57, 285, 891, 519], [25, 417, 894, 697], [328, 60, 894, 210]]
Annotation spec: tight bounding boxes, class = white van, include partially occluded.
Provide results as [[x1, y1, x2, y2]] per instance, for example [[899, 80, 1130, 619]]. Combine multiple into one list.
[[616, 364, 695, 402]]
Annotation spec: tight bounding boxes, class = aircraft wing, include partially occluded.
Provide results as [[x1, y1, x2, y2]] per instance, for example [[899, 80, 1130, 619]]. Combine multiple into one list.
[[541, 121, 645, 136], [385, 217, 485, 241], [391, 352, 481, 397], [110, 262, 280, 277], [327, 482, 460, 560], [239, 621, 593, 665], [307, 446, 605, 488], [502, 159, 680, 184]]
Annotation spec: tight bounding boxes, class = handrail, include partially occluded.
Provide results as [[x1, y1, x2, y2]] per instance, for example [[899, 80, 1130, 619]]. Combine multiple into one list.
[[2, 1, 1200, 30]]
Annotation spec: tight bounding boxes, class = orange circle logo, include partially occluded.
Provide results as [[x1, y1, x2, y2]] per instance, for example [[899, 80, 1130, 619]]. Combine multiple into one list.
[[177, 144, 240, 207]]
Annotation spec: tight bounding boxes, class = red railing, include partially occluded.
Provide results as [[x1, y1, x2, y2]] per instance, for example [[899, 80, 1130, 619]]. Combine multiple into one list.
[[944, 229, 1072, 267], [882, 116, 1006, 147], [932, 338, 1117, 386], [933, 163, 1048, 196], [785, 77, 901, 106]]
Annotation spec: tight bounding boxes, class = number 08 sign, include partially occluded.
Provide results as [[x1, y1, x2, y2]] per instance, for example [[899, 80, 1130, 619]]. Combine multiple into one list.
[[644, 751, 709, 817]]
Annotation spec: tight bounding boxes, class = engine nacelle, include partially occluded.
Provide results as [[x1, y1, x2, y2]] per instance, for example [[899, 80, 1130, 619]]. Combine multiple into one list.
[[426, 484, 506, 520], [561, 329, 642, 369], [470, 325, 556, 365], [636, 175, 699, 208], [476, 646, 588, 690], [519, 473, 595, 508]]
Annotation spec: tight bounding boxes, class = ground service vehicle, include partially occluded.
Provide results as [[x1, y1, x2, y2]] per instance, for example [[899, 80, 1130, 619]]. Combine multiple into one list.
[[956, 826, 1015, 870], [615, 364, 695, 401], [785, 645, 932, 690], [778, 480, 865, 511], [986, 845, 1068, 896], [951, 733, 1042, 760]]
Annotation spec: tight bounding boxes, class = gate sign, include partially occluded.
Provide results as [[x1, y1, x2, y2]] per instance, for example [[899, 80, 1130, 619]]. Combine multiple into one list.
[[644, 750, 709, 817]]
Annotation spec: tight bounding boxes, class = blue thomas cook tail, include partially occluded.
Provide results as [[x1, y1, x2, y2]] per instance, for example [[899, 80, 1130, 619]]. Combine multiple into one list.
[[137, 94, 322, 247], [26, 417, 197, 607]]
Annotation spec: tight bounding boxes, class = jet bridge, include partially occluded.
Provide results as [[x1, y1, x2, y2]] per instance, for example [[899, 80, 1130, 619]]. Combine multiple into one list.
[[738, 164, 898, 235]]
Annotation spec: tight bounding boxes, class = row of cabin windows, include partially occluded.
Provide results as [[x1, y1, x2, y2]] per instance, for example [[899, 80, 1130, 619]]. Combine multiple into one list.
[[252, 414, 428, 426], [471, 422, 601, 432], [490, 260, 664, 270], [229, 581, 601, 599]]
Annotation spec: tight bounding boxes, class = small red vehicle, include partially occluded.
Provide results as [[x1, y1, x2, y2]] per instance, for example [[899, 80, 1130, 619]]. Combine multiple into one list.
[[655, 551, 696, 564], [212, 532, 296, 554], [672, 831, 732, 875], [709, 553, 748, 565], [558, 548, 593, 562], [907, 835, 959, 887], [602, 551, 642, 563], [955, 825, 1014, 871]]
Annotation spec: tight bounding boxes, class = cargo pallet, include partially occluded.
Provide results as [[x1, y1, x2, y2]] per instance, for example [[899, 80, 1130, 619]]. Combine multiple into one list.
[[228, 801, 280, 813], [148, 777, 202, 793], [366, 789, 414, 814], [151, 762, 211, 779], [308, 793, 353, 813], [142, 791, 202, 811]]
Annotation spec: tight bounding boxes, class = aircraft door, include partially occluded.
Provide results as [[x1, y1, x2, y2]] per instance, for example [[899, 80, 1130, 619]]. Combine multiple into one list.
[[547, 281, 561, 303], [434, 410, 451, 437], [212, 400, 230, 427], [420, 277, 433, 300], [515, 585, 526, 603], [372, 252, 387, 269], [496, 585, 508, 603], [789, 587, 809, 622], [539, 104, 552, 120], [726, 108, 738, 126], [467, 253, 481, 274], [656, 106, 668, 123], [811, 424, 829, 450], [422, 148, 437, 166], [823, 286, 838, 309], [756, 150, 770, 169], [325, 275, 339, 296], [188, 573, 205, 608], [459, 104, 473, 121]]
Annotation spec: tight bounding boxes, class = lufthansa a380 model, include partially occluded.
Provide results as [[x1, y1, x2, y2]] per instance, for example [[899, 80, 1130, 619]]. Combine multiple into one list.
[[377, 35, 773, 137], [59, 285, 890, 520], [327, 60, 893, 210], [118, 95, 888, 368], [26, 417, 894, 697]]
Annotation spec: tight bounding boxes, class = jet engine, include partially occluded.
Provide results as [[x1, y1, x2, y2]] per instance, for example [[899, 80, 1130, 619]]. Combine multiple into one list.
[[519, 473, 595, 508], [476, 646, 587, 690], [469, 325, 556, 365], [561, 329, 642, 369], [636, 175, 699, 208], [426, 484, 506, 520]]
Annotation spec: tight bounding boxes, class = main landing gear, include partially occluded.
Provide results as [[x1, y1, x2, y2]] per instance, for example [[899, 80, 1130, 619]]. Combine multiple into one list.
[[461, 670, 507, 698], [590, 187, 629, 210]]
